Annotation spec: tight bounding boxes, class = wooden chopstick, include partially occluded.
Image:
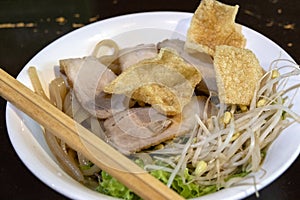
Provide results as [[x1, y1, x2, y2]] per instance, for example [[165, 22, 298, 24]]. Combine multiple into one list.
[[0, 68, 184, 200]]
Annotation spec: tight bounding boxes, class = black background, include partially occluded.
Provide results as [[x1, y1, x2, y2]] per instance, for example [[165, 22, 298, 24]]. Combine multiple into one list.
[[0, 0, 299, 199]]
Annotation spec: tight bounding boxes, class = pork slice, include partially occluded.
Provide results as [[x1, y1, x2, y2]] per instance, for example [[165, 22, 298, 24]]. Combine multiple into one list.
[[118, 44, 157, 72], [157, 39, 218, 95], [103, 96, 218, 155], [60, 56, 125, 119], [103, 107, 183, 155], [84, 92, 136, 119]]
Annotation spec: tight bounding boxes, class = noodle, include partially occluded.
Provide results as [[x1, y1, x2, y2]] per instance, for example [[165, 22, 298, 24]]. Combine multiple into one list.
[[44, 130, 84, 182], [28, 67, 48, 100], [28, 68, 85, 182], [92, 39, 120, 74], [49, 77, 67, 110]]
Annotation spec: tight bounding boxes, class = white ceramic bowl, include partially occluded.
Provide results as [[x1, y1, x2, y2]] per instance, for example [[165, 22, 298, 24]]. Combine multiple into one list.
[[6, 12, 300, 200]]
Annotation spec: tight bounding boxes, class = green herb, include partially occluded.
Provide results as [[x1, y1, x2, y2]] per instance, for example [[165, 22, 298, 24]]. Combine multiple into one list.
[[96, 171, 141, 200], [151, 169, 217, 199], [95, 164, 250, 199]]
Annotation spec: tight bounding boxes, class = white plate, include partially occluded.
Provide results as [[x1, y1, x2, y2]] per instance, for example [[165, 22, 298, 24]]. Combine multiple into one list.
[[6, 12, 300, 200]]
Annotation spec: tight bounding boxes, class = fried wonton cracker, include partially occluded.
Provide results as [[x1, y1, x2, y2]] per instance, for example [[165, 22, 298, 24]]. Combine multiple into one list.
[[104, 48, 202, 115], [214, 45, 264, 105], [185, 0, 246, 56]]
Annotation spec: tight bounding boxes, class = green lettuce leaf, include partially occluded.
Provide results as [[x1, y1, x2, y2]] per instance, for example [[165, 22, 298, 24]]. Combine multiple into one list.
[[151, 169, 217, 199], [95, 164, 250, 199], [96, 171, 141, 200]]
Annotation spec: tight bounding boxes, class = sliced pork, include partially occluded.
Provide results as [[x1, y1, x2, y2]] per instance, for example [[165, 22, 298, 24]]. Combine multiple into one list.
[[118, 44, 157, 72], [60, 56, 129, 119], [103, 96, 218, 155]]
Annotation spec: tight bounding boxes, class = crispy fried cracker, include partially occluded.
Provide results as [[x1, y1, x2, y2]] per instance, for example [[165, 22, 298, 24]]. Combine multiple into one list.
[[104, 48, 202, 115], [185, 0, 246, 56], [214, 45, 264, 105]]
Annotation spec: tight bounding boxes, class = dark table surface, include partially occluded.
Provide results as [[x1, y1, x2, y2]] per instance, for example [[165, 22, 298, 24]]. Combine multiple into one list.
[[0, 0, 299, 199]]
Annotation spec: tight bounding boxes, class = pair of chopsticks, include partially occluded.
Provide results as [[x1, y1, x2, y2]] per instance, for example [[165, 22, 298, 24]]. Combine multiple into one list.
[[0, 68, 184, 200]]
